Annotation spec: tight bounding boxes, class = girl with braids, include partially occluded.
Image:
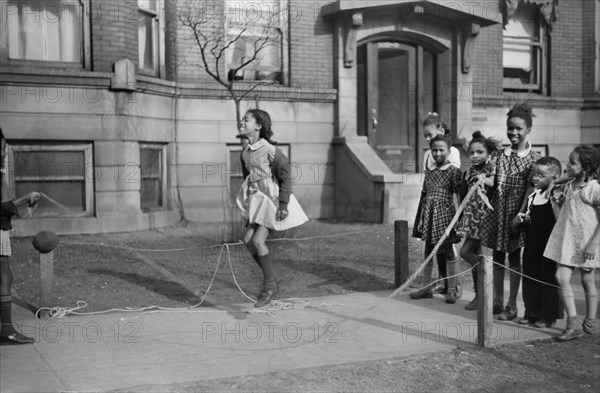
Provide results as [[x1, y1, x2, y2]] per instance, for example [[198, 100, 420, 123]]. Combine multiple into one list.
[[236, 109, 308, 308], [457, 131, 499, 310], [480, 103, 540, 321], [544, 146, 600, 340]]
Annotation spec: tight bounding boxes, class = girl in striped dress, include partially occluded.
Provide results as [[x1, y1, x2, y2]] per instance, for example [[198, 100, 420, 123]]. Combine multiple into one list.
[[481, 103, 540, 321], [457, 131, 498, 310], [236, 109, 308, 308], [410, 135, 463, 304]]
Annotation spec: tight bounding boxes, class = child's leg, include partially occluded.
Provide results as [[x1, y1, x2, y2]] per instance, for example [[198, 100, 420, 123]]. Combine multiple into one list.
[[555, 265, 584, 340], [507, 248, 522, 310], [580, 269, 598, 333], [556, 265, 576, 317], [0, 256, 14, 333], [460, 239, 481, 309], [436, 252, 448, 291], [442, 244, 460, 303], [243, 225, 260, 266], [492, 250, 506, 309], [248, 225, 272, 281]]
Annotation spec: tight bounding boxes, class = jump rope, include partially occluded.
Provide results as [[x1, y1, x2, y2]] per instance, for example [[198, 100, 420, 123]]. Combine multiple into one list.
[[26, 181, 591, 320]]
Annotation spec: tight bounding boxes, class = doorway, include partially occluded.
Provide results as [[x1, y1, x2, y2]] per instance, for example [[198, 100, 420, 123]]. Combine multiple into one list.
[[357, 39, 439, 173]]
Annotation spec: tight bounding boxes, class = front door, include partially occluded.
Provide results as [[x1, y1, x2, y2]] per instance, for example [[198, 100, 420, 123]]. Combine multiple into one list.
[[357, 40, 437, 173]]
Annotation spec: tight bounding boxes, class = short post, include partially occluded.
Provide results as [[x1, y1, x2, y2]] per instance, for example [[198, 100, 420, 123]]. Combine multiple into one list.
[[477, 256, 493, 347], [394, 220, 409, 287], [39, 250, 54, 318]]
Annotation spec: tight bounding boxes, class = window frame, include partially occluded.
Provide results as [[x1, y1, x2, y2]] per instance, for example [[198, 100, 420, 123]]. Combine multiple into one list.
[[6, 143, 94, 218], [502, 3, 549, 94], [224, 0, 289, 85], [0, 0, 91, 70], [138, 0, 165, 78], [139, 143, 167, 212]]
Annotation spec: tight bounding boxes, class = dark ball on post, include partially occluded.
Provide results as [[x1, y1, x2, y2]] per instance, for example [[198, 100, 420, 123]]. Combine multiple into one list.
[[32, 231, 59, 253]]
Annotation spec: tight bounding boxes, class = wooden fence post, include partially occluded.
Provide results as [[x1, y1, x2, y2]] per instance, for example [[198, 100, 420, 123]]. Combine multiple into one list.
[[39, 250, 54, 318], [394, 220, 409, 288], [477, 255, 493, 347]]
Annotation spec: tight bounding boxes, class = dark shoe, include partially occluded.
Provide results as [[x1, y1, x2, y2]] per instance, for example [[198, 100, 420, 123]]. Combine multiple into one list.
[[582, 318, 596, 334], [532, 319, 555, 328], [0, 331, 35, 345], [445, 290, 457, 304], [254, 279, 279, 308], [517, 317, 532, 325], [493, 304, 504, 315], [464, 297, 478, 310], [455, 284, 463, 300], [557, 328, 584, 341], [498, 306, 518, 321], [409, 288, 433, 299]]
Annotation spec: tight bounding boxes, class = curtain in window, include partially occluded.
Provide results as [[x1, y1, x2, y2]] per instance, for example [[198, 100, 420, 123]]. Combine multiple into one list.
[[503, 0, 558, 30], [7, 1, 81, 62]]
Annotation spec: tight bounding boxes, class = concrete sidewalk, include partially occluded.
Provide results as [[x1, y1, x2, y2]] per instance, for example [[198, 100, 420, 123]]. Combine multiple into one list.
[[0, 286, 573, 393]]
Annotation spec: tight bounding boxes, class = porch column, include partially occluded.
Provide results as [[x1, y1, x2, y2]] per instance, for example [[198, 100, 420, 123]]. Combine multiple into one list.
[[335, 16, 360, 138]]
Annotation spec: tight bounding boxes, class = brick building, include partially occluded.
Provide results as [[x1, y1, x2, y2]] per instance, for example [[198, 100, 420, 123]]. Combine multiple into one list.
[[0, 0, 598, 235]]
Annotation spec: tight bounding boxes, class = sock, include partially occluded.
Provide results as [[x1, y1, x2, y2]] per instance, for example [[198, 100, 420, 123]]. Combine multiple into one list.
[[472, 268, 478, 295], [437, 253, 448, 290], [257, 253, 274, 284], [1, 295, 16, 334], [249, 253, 261, 267]]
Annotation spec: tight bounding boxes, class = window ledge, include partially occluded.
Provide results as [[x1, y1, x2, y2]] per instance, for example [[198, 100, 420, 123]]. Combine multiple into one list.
[[474, 94, 585, 109], [0, 68, 112, 86]]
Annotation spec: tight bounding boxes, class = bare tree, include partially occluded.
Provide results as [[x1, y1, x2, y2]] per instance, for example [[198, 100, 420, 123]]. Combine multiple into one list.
[[178, 0, 285, 131]]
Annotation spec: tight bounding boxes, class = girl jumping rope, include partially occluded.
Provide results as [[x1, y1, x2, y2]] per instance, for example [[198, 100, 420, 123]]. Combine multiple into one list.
[[457, 131, 498, 310], [410, 134, 462, 303], [418, 112, 461, 295], [481, 103, 540, 321], [544, 146, 599, 340], [236, 109, 308, 308]]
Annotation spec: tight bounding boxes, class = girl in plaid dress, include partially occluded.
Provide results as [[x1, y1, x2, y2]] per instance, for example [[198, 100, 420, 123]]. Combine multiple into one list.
[[420, 112, 461, 294], [481, 103, 540, 321], [410, 135, 463, 304], [236, 109, 308, 308], [457, 131, 498, 310]]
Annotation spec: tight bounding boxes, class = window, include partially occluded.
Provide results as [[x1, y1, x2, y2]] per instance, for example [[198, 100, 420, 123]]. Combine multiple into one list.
[[594, 0, 600, 95], [7, 144, 93, 217], [503, 2, 548, 93], [138, 0, 165, 77], [5, 0, 89, 67], [140, 144, 166, 211], [225, 0, 287, 83]]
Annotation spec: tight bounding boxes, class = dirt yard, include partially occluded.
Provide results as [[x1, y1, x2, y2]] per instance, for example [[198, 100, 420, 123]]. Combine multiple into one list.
[[8, 220, 600, 392]]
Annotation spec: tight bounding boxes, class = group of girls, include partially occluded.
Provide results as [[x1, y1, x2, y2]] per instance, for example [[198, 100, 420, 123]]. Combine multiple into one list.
[[410, 104, 599, 341]]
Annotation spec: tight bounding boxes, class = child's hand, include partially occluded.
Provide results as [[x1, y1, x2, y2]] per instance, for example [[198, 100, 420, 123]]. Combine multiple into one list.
[[584, 241, 599, 261], [276, 208, 288, 221], [510, 215, 522, 233], [29, 192, 42, 206]]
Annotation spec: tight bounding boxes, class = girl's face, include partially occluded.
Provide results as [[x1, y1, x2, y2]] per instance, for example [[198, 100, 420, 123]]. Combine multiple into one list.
[[566, 152, 584, 178], [506, 117, 530, 148], [431, 140, 450, 165], [423, 124, 444, 144], [468, 141, 489, 168], [240, 113, 261, 136], [531, 164, 556, 190]]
